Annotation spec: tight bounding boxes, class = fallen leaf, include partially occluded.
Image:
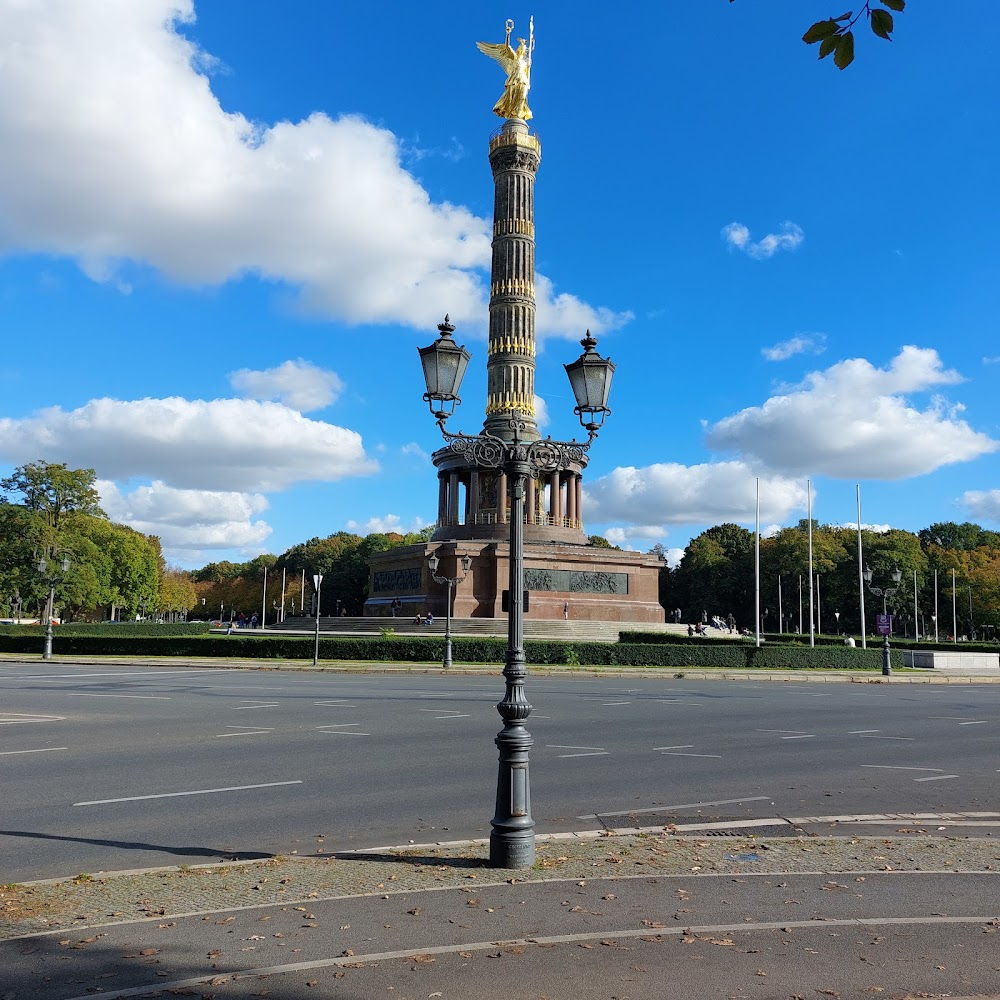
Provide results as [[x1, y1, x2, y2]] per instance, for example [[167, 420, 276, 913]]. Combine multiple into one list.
[[410, 954, 436, 964], [139, 948, 159, 957]]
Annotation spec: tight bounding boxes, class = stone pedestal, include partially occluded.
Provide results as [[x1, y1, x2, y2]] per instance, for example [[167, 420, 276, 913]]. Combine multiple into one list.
[[366, 540, 664, 623]]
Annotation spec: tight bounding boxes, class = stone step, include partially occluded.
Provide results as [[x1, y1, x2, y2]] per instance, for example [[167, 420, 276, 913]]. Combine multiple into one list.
[[266, 616, 692, 643]]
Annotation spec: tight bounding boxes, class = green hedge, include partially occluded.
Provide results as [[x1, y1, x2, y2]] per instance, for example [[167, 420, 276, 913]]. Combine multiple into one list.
[[0, 632, 895, 669], [0, 622, 211, 638]]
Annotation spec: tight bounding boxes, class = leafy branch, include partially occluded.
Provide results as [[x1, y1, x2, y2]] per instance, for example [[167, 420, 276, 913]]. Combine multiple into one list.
[[729, 1, 906, 70]]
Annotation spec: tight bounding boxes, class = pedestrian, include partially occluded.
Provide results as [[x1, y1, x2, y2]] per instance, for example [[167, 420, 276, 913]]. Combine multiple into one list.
[[563, 601, 569, 621], [726, 613, 736, 634]]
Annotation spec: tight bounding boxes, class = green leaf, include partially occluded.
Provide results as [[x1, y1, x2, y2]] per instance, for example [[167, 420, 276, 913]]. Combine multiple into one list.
[[833, 11, 854, 22], [833, 30, 855, 69], [803, 19, 840, 44], [819, 34, 840, 60], [881, 0, 905, 11], [870, 8, 894, 40]]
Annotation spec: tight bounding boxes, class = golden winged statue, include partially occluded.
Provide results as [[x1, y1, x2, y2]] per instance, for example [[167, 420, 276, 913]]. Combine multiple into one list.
[[476, 17, 534, 121]]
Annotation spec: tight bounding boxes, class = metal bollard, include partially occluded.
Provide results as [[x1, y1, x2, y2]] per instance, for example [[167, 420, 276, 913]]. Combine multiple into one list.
[[881, 635, 892, 676]]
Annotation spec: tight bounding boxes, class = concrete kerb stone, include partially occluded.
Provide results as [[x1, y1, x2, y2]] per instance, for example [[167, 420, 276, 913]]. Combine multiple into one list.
[[3, 829, 1000, 941]]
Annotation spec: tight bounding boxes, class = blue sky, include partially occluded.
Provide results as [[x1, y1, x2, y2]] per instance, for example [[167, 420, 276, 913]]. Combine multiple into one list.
[[0, 1, 997, 569]]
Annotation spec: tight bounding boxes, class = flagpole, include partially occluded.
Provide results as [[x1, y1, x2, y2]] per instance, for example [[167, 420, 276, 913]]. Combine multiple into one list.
[[778, 575, 783, 636], [807, 480, 815, 648], [856, 484, 867, 649], [754, 477, 761, 647], [934, 569, 939, 641]]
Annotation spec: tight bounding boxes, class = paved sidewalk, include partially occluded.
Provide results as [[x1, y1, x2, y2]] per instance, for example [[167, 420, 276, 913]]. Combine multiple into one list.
[[4, 829, 1000, 941]]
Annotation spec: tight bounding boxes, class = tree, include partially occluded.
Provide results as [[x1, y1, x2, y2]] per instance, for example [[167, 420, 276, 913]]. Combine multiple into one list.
[[729, 0, 906, 70], [0, 462, 104, 540]]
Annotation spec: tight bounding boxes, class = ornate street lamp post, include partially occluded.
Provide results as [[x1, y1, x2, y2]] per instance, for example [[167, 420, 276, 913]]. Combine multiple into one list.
[[428, 550, 472, 669], [863, 564, 902, 676], [419, 319, 614, 869], [37, 554, 71, 660]]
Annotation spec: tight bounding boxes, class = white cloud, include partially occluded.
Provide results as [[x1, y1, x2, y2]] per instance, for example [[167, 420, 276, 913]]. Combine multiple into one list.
[[834, 522, 891, 533], [533, 395, 549, 429], [762, 334, 826, 362], [534, 275, 633, 340], [401, 442, 431, 462], [98, 479, 272, 552], [584, 462, 807, 525], [722, 221, 804, 260], [961, 489, 1000, 523], [0, 396, 378, 492], [229, 359, 343, 412], [0, 0, 627, 337], [344, 514, 430, 535], [983, 356, 1000, 365], [706, 346, 998, 479]]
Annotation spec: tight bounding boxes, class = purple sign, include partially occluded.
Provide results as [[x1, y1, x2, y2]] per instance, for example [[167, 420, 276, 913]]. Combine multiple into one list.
[[876, 613, 892, 636]]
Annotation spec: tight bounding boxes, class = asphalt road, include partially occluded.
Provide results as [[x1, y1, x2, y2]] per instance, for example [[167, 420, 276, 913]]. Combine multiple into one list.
[[2, 663, 998, 881]]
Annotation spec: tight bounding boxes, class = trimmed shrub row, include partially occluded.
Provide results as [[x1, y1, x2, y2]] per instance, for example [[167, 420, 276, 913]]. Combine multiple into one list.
[[0, 632, 896, 669], [0, 622, 211, 638]]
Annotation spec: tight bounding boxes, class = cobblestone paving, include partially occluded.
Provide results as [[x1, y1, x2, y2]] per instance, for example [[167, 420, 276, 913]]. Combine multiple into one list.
[[3, 832, 999, 940]]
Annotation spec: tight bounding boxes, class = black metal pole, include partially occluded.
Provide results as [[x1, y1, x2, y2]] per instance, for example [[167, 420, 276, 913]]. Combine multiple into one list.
[[490, 454, 535, 869], [42, 584, 55, 660], [443, 579, 453, 669], [882, 633, 892, 676]]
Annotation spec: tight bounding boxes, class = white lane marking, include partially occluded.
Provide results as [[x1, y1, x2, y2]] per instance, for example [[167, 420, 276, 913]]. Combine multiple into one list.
[[655, 699, 701, 705], [55, 917, 1000, 1000], [0, 747, 68, 756], [848, 729, 880, 734], [959, 721, 988, 726], [653, 745, 693, 750], [578, 796, 773, 819], [547, 743, 608, 758], [74, 780, 302, 806], [602, 701, 630, 706], [418, 709, 471, 719], [859, 735, 914, 740], [7, 669, 213, 680], [313, 700, 353, 706], [232, 703, 280, 709], [0, 713, 65, 725], [63, 693, 171, 700], [316, 725, 369, 736], [661, 752, 723, 758], [216, 726, 275, 738], [914, 774, 959, 782], [756, 729, 810, 735], [781, 734, 816, 740], [862, 765, 943, 772], [532, 714, 552, 719]]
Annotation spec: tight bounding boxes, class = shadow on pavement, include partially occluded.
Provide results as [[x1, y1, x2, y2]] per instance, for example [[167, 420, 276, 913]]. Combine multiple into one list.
[[0, 829, 273, 865]]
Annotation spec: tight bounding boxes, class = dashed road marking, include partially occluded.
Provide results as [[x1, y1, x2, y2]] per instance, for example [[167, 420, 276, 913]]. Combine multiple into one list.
[[547, 744, 608, 758], [74, 781, 303, 807], [418, 709, 471, 719], [232, 702, 280, 710], [316, 725, 369, 736], [0, 747, 68, 755], [0, 713, 65, 725], [216, 726, 275, 738]]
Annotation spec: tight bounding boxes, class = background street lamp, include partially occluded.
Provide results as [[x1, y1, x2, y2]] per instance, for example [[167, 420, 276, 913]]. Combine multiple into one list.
[[863, 564, 902, 676], [37, 554, 70, 660], [419, 320, 614, 869], [428, 550, 472, 669], [312, 573, 323, 667], [834, 609, 840, 634]]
